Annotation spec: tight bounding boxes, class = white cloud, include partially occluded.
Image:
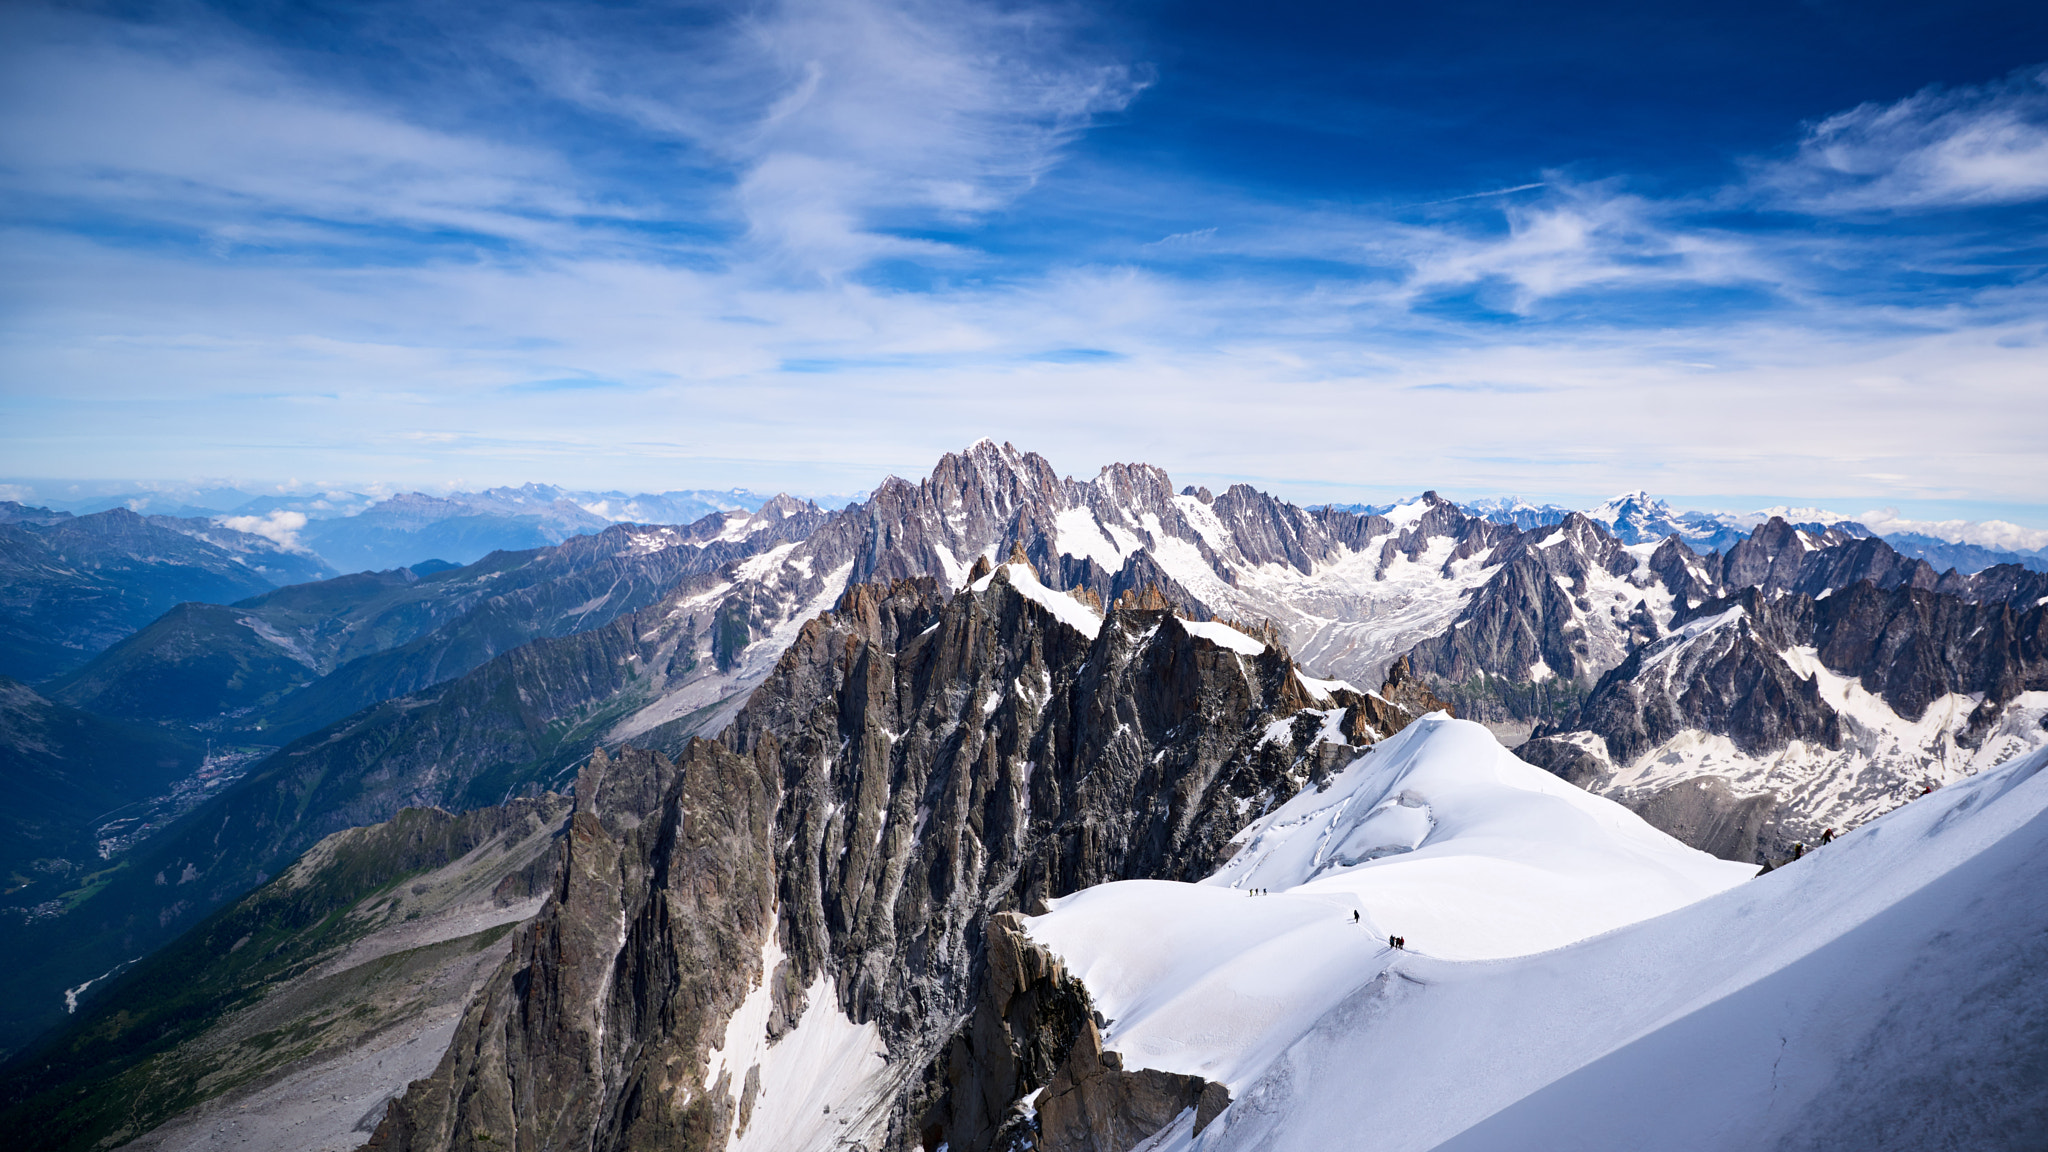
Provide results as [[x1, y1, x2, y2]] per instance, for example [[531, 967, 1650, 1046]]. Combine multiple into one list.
[[218, 509, 311, 551], [1755, 66, 2048, 212], [0, 4, 2043, 524], [0, 5, 614, 249], [1387, 182, 1767, 312], [1851, 510, 2048, 553], [501, 0, 1144, 276]]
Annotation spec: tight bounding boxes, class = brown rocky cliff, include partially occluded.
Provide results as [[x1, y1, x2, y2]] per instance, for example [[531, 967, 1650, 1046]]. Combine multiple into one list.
[[1034, 1017, 1229, 1152]]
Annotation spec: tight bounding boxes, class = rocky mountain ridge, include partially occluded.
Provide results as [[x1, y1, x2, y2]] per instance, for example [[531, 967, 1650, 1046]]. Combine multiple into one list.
[[0, 504, 335, 683], [43, 498, 827, 740], [1518, 574, 2048, 861], [5, 441, 2041, 1082], [370, 559, 1449, 1152]]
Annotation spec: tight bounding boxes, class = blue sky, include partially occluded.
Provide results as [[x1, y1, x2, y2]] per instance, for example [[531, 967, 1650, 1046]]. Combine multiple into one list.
[[2, 0, 2045, 525]]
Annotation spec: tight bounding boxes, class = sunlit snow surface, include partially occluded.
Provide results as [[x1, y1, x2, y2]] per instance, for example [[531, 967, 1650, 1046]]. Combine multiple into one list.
[[1027, 715, 1753, 1090], [972, 561, 1105, 639], [1027, 722, 2048, 1152]]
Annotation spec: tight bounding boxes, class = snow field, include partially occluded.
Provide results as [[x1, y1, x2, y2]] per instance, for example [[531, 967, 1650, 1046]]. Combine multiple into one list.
[[1026, 716, 1754, 1095], [1178, 620, 1266, 656], [708, 928, 892, 1152], [1048, 738, 2048, 1152]]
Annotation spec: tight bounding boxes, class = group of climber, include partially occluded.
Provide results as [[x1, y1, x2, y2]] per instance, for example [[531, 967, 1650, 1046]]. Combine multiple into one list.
[[1757, 826, 1839, 874]]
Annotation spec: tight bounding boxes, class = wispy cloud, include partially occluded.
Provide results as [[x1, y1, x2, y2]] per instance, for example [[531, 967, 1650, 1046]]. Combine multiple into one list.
[[497, 0, 1144, 276], [1385, 182, 1768, 314], [0, 5, 611, 251], [0, 4, 2042, 520], [1752, 66, 2048, 212], [1410, 182, 1546, 207]]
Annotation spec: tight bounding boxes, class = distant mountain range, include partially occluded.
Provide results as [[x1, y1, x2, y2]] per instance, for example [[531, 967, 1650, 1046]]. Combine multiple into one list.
[[9, 483, 781, 574], [0, 502, 336, 683], [0, 446, 2042, 1150], [1333, 490, 2048, 574]]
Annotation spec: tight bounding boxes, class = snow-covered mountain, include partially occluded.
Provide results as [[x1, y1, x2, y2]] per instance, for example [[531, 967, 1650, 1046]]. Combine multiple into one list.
[[17, 446, 2045, 1152], [1457, 495, 1574, 531], [1025, 716, 1754, 1111], [1520, 567, 2048, 861], [1015, 731, 2048, 1152], [241, 443, 2036, 870], [587, 444, 1537, 747], [1575, 491, 2048, 574]]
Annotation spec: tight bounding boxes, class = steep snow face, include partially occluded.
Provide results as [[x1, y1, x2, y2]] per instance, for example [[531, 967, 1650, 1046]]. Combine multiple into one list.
[[1024, 716, 1752, 1091], [710, 930, 892, 1152], [1151, 742, 2048, 1152], [1178, 619, 1265, 656], [973, 562, 1104, 640]]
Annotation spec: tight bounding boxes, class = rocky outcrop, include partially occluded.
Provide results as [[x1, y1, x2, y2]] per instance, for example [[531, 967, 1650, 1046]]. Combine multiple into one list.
[[372, 566, 1424, 1152], [919, 910, 1234, 1152], [373, 740, 781, 1152], [924, 912, 1096, 1151], [1034, 1018, 1227, 1152]]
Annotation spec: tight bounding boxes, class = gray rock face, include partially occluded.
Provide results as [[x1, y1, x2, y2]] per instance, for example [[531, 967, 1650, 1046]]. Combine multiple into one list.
[[371, 564, 1442, 1152], [934, 913, 1233, 1152], [1034, 1016, 1221, 1152], [1405, 514, 2048, 737], [1520, 578, 2048, 860], [931, 911, 1097, 1152], [1403, 512, 1658, 731]]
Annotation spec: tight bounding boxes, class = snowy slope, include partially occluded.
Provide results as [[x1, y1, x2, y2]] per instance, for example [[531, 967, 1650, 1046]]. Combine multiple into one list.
[[1058, 488, 1511, 686], [1025, 715, 1753, 1093], [1022, 731, 2048, 1152]]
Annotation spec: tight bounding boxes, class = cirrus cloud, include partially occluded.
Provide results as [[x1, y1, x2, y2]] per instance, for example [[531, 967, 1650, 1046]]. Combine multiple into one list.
[[1754, 65, 2048, 212]]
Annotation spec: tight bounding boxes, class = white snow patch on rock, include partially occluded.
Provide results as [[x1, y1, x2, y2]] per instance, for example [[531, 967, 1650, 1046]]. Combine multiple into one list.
[[1180, 619, 1266, 656]]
